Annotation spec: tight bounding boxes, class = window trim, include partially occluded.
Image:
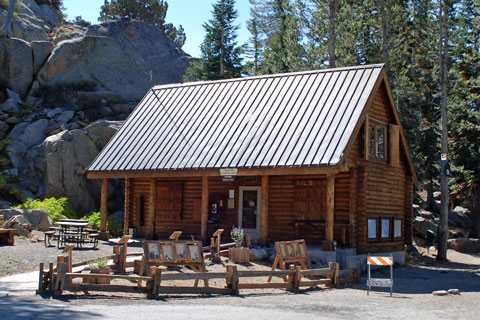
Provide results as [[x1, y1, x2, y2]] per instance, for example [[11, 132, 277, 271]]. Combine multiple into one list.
[[366, 117, 388, 162], [367, 216, 403, 242]]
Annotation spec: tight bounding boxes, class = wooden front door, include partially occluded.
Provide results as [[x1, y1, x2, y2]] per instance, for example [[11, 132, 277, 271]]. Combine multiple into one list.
[[238, 186, 261, 240]]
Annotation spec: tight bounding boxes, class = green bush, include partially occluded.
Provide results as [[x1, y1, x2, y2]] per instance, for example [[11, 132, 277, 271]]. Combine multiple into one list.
[[14, 197, 78, 223], [81, 211, 123, 237]]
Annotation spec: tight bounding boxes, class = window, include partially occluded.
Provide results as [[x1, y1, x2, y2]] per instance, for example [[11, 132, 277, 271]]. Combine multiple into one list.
[[381, 219, 390, 239], [394, 219, 402, 239], [368, 219, 377, 239], [368, 217, 402, 242], [367, 119, 387, 160]]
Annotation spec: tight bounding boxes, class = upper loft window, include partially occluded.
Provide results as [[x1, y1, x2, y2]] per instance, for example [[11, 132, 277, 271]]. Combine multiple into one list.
[[367, 118, 386, 161]]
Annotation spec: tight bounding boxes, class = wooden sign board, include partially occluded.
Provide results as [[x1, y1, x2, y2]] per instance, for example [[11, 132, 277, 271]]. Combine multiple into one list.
[[144, 241, 203, 265], [268, 239, 311, 282]]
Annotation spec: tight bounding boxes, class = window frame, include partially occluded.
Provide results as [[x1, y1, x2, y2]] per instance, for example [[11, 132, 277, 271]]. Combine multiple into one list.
[[366, 118, 388, 162], [367, 216, 403, 242]]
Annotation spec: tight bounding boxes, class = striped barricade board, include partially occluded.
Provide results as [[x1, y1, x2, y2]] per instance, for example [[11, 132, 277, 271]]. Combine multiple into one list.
[[367, 256, 393, 266], [367, 255, 393, 296]]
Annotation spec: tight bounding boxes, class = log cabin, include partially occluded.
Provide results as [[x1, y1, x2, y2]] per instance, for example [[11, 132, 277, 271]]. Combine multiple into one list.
[[86, 64, 416, 255]]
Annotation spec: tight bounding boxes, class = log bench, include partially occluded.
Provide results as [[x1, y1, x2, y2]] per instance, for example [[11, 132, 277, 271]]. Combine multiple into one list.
[[0, 229, 16, 245]]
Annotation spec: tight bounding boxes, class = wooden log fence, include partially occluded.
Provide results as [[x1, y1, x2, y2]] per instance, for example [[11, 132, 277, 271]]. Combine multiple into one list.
[[37, 260, 361, 297]]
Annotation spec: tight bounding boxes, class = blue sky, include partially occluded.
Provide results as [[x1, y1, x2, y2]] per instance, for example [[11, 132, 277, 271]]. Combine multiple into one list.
[[62, 0, 251, 58]]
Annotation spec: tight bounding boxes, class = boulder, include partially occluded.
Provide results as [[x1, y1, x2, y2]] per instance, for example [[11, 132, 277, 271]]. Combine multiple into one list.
[[432, 290, 448, 296], [448, 206, 473, 229], [36, 19, 194, 101], [448, 289, 460, 295], [37, 120, 124, 213], [31, 41, 54, 74], [56, 110, 75, 124], [413, 216, 438, 238], [0, 209, 50, 231], [5, 214, 32, 229], [250, 248, 269, 261], [6, 119, 49, 178], [6, 89, 22, 104], [0, 38, 33, 97], [14, 223, 31, 236], [447, 238, 480, 254], [1, 99, 20, 114], [51, 23, 87, 44]]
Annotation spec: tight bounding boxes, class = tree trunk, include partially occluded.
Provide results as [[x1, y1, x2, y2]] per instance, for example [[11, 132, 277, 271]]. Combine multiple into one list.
[[437, 0, 449, 261], [328, 0, 337, 67], [2, 0, 17, 38], [469, 186, 480, 238], [380, 0, 392, 73], [220, 27, 225, 77]]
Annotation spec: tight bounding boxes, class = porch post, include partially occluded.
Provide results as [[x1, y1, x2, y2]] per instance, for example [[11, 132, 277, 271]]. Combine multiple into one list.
[[201, 176, 209, 239], [123, 178, 130, 236], [100, 178, 109, 239], [260, 175, 269, 242], [325, 173, 335, 243], [148, 178, 156, 239]]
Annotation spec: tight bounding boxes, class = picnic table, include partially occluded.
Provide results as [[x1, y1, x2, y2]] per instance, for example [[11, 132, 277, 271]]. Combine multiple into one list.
[[53, 219, 99, 249]]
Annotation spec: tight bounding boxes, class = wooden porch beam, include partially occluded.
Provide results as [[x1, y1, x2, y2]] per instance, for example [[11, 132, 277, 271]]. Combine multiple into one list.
[[87, 166, 339, 179], [201, 176, 209, 238], [123, 178, 130, 235], [325, 173, 335, 242], [260, 175, 269, 240]]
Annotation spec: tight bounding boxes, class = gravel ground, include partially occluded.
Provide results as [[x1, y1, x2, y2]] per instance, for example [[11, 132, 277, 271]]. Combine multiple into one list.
[[0, 231, 144, 276], [0, 237, 480, 319]]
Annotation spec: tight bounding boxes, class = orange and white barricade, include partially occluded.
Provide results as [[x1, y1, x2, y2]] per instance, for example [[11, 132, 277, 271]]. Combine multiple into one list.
[[367, 255, 393, 297]]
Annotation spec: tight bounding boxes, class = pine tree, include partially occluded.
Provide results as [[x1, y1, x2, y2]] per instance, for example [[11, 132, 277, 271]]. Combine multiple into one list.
[[99, 0, 186, 47], [184, 0, 243, 81], [249, 0, 306, 74]]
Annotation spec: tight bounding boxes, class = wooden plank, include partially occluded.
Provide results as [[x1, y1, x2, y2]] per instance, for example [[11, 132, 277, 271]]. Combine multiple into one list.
[[325, 173, 335, 242], [237, 270, 294, 277], [87, 166, 339, 179], [260, 175, 269, 239], [159, 272, 229, 281], [66, 283, 149, 294], [66, 273, 151, 281], [158, 286, 232, 295], [100, 178, 108, 233], [300, 268, 334, 277], [237, 283, 290, 289], [201, 176, 208, 238], [299, 279, 332, 287]]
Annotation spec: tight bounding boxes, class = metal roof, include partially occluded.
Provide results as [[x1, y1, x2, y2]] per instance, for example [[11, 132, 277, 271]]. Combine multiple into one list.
[[87, 64, 384, 173]]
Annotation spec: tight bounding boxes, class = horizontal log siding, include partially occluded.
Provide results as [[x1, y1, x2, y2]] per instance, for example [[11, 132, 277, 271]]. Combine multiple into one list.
[[130, 178, 153, 238], [334, 172, 350, 243], [154, 178, 202, 239], [404, 176, 414, 245]]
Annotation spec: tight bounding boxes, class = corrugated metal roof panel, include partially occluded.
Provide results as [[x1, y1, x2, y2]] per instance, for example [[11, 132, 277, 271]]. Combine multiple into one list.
[[87, 64, 384, 173]]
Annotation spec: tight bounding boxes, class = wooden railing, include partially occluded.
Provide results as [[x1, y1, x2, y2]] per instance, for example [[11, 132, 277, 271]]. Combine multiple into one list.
[[37, 261, 362, 297]]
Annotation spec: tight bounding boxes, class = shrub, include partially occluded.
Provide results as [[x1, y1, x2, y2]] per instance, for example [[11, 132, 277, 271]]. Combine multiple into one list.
[[14, 197, 78, 223], [231, 227, 244, 248], [81, 211, 123, 237]]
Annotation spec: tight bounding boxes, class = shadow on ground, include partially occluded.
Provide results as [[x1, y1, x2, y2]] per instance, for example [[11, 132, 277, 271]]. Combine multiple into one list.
[[0, 296, 102, 319], [347, 256, 480, 295]]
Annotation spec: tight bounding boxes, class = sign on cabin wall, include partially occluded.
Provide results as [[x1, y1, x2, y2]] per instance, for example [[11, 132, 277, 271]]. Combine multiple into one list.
[[156, 183, 183, 221], [294, 179, 326, 220]]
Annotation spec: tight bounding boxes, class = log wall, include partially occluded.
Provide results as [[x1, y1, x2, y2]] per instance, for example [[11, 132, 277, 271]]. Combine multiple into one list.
[[346, 83, 414, 254]]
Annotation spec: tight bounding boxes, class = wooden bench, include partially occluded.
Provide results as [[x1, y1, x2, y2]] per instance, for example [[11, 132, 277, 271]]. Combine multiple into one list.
[[0, 229, 16, 245], [44, 230, 60, 247]]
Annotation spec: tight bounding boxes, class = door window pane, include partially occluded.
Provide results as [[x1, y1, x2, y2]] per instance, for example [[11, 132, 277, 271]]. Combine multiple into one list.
[[368, 219, 377, 239], [242, 190, 257, 228]]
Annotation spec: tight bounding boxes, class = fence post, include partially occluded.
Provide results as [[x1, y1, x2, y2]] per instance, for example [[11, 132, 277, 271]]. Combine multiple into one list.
[[113, 246, 120, 270], [37, 263, 44, 293], [231, 265, 239, 295], [151, 267, 162, 297], [48, 262, 54, 292], [335, 262, 340, 286], [287, 265, 295, 291], [54, 262, 67, 296], [294, 266, 301, 291], [327, 262, 334, 287]]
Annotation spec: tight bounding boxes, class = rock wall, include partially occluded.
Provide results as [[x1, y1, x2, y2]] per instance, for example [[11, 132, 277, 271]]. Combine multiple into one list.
[[0, 3, 193, 214]]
